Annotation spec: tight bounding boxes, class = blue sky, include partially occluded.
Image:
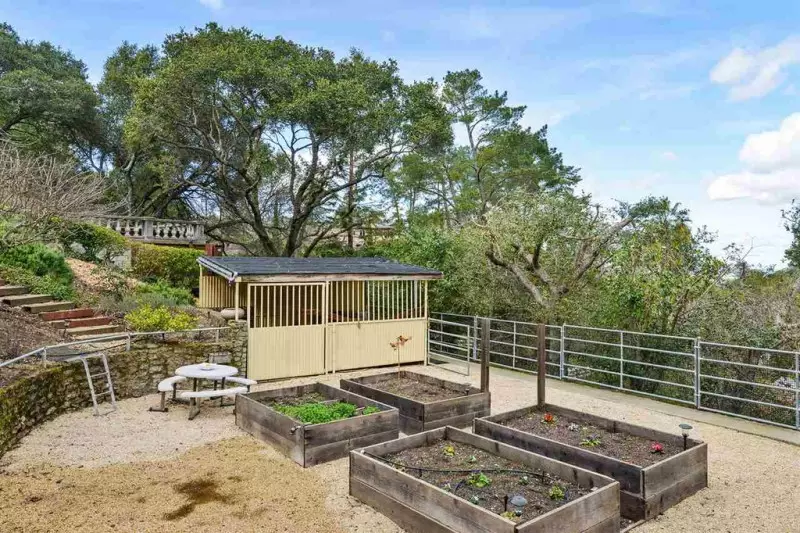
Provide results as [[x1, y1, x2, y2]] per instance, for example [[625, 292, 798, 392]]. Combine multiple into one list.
[[5, 0, 800, 265]]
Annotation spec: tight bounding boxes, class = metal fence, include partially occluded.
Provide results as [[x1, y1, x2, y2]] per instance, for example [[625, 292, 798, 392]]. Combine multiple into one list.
[[0, 327, 232, 368], [431, 313, 800, 431]]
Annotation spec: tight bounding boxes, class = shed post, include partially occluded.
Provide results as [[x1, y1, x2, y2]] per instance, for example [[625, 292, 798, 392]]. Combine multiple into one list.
[[480, 317, 490, 392], [537, 323, 547, 407], [235, 281, 241, 322]]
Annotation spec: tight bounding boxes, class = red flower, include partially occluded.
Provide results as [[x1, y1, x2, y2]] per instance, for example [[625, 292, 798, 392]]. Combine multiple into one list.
[[650, 442, 664, 454], [542, 413, 556, 424]]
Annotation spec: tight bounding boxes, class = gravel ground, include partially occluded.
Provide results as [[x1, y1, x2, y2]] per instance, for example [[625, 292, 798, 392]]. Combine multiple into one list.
[[2, 364, 799, 533]]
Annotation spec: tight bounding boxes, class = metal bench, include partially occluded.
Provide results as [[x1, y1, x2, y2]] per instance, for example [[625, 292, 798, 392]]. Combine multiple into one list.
[[179, 387, 248, 420], [225, 376, 257, 392], [149, 376, 187, 412]]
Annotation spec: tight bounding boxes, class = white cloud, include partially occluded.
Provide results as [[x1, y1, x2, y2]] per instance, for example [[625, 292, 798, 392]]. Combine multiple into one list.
[[708, 170, 800, 204], [710, 36, 800, 100], [738, 113, 800, 173], [199, 0, 223, 10], [661, 151, 679, 161], [708, 113, 800, 204]]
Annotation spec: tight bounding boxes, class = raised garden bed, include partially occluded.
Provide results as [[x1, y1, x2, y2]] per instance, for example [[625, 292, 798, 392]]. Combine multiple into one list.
[[340, 371, 490, 434], [235, 382, 398, 467], [350, 426, 620, 533], [474, 404, 708, 522]]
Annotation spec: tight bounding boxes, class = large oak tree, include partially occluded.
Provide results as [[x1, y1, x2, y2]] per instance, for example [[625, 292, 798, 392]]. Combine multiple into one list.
[[129, 24, 451, 256]]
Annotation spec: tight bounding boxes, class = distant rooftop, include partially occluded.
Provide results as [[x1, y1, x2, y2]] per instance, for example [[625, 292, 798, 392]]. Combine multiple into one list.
[[198, 256, 443, 281]]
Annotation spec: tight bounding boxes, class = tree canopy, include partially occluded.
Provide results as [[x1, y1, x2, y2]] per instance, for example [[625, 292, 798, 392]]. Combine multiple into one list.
[[2, 20, 799, 350], [0, 24, 97, 156]]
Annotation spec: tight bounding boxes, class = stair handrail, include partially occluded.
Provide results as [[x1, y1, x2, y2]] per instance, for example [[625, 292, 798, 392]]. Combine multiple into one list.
[[0, 326, 231, 369]]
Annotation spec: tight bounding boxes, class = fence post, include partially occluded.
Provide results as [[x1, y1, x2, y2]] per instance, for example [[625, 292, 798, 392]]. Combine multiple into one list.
[[694, 339, 701, 409], [559, 324, 565, 379], [537, 323, 547, 407], [795, 352, 799, 431], [619, 330, 624, 390], [480, 317, 491, 392], [41, 347, 47, 365], [512, 322, 517, 370], [472, 315, 479, 362]]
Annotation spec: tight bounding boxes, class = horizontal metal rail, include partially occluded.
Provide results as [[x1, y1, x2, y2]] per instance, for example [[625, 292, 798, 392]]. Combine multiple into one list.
[[0, 327, 231, 368]]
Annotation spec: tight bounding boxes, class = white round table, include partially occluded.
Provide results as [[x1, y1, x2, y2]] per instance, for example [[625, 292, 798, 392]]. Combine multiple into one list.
[[175, 363, 239, 391]]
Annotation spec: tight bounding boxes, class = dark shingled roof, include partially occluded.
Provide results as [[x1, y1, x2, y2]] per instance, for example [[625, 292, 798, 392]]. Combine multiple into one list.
[[198, 256, 442, 280]]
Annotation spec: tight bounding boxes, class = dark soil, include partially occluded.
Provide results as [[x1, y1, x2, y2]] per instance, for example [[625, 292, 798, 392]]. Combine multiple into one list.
[[259, 392, 328, 408], [382, 438, 590, 524], [369, 375, 466, 402], [0, 303, 65, 361], [502, 408, 679, 467]]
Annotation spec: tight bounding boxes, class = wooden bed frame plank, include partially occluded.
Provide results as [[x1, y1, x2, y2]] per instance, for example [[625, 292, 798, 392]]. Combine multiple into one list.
[[474, 404, 708, 523], [351, 426, 620, 533], [340, 372, 491, 434], [235, 382, 399, 467]]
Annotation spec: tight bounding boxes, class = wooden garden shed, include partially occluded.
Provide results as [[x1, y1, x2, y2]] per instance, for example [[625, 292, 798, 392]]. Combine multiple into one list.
[[197, 256, 442, 381]]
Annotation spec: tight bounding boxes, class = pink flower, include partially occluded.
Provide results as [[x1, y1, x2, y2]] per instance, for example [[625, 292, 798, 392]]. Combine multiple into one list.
[[650, 442, 664, 454]]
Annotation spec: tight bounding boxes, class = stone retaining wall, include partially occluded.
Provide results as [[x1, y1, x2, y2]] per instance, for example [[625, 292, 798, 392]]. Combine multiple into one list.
[[0, 322, 247, 458]]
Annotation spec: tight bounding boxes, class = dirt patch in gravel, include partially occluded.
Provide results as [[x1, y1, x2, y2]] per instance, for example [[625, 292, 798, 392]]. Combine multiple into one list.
[[384, 437, 589, 524], [503, 407, 680, 467], [0, 437, 345, 533], [367, 375, 465, 402]]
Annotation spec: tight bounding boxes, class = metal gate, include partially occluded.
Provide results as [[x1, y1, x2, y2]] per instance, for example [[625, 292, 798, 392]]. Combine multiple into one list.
[[427, 315, 471, 376], [247, 283, 327, 381]]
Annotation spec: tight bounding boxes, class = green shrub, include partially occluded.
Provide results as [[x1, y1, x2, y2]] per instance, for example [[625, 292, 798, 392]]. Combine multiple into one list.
[[0, 243, 73, 284], [124, 305, 198, 332], [59, 222, 127, 263], [0, 265, 75, 300], [135, 280, 194, 306], [130, 243, 203, 289]]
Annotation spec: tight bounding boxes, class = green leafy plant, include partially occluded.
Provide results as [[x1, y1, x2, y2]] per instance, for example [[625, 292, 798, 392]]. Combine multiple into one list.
[[0, 265, 76, 301], [272, 401, 375, 424], [124, 304, 198, 332], [549, 485, 565, 500], [58, 222, 127, 263], [136, 280, 194, 305], [519, 475, 529, 485], [500, 511, 517, 520], [0, 243, 73, 283], [580, 435, 602, 447], [443, 445, 456, 457], [467, 472, 491, 488], [130, 242, 203, 289], [362, 406, 380, 415]]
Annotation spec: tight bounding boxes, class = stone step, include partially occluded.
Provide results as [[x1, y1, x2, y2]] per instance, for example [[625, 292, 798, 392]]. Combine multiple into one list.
[[0, 285, 29, 297], [40, 308, 95, 321], [67, 324, 123, 337], [23, 301, 75, 313], [2, 294, 53, 306]]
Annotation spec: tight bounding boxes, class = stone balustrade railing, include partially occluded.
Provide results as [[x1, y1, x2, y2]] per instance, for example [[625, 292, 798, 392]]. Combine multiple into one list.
[[87, 215, 206, 244]]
